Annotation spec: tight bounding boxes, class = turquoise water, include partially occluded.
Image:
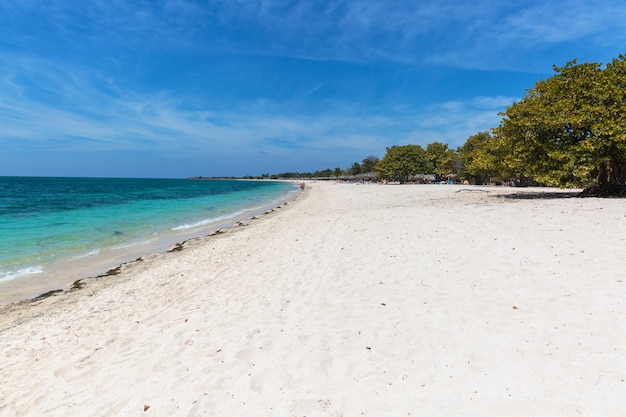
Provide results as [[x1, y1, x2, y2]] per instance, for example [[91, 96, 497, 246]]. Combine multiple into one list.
[[0, 177, 298, 299]]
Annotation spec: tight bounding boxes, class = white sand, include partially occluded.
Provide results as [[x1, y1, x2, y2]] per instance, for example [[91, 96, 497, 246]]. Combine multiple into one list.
[[1, 182, 625, 416]]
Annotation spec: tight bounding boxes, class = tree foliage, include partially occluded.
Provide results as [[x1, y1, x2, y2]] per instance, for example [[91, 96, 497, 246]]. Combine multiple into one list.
[[375, 144, 431, 183], [494, 56, 626, 194], [425, 141, 457, 180], [361, 155, 380, 173], [457, 132, 499, 184], [260, 55, 626, 194], [348, 162, 362, 175]]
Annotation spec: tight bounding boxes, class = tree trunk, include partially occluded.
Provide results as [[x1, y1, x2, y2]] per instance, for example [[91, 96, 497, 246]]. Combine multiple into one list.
[[598, 161, 608, 186], [611, 158, 626, 182], [588, 158, 626, 196], [609, 158, 626, 195], [582, 158, 626, 196]]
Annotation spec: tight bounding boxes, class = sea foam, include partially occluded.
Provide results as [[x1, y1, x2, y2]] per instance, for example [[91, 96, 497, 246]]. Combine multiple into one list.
[[171, 210, 247, 231], [0, 266, 44, 283]]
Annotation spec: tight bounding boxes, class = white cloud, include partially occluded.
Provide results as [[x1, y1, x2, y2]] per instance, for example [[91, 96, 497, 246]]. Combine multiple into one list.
[[0, 50, 509, 158], [4, 0, 624, 70], [3, 0, 624, 176]]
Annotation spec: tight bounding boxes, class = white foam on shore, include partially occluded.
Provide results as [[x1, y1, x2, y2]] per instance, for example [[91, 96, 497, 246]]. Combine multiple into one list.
[[172, 210, 247, 231], [73, 249, 100, 259], [110, 236, 158, 250], [0, 266, 44, 283]]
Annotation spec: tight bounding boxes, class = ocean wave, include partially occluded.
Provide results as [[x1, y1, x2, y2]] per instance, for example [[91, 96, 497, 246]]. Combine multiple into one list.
[[111, 237, 157, 250], [171, 210, 247, 231], [74, 249, 100, 259], [0, 266, 44, 282]]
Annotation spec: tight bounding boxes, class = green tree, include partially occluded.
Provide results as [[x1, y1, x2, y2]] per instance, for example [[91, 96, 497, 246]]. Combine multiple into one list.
[[458, 131, 513, 184], [348, 162, 362, 176], [425, 142, 457, 180], [376, 144, 431, 183], [360, 155, 380, 173], [334, 167, 344, 178], [494, 56, 626, 194], [313, 169, 334, 178]]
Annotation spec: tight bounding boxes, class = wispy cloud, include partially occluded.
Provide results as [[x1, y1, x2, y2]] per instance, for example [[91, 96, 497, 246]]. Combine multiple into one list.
[[427, 1, 626, 69], [0, 48, 509, 160], [179, 0, 626, 69], [1, 0, 625, 176], [3, 1, 623, 69]]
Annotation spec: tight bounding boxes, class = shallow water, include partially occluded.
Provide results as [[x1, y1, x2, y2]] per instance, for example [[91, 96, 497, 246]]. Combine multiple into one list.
[[0, 177, 298, 303]]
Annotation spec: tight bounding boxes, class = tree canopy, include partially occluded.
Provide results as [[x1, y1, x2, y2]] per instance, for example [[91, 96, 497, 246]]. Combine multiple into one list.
[[494, 56, 626, 194], [375, 145, 431, 183], [425, 141, 457, 180], [360, 155, 380, 173], [259, 55, 626, 195], [456, 132, 500, 184]]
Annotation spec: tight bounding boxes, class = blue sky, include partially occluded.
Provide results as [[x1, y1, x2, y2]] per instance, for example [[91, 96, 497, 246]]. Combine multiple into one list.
[[1, 1, 625, 178]]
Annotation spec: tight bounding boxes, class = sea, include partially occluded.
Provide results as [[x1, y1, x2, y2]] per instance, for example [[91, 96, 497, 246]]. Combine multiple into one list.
[[0, 177, 299, 304]]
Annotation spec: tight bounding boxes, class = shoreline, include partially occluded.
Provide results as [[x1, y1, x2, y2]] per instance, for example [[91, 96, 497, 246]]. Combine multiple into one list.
[[1, 182, 625, 416], [0, 184, 302, 306], [0, 185, 308, 331]]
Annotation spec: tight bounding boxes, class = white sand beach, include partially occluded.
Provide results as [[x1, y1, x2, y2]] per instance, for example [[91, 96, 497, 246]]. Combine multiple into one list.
[[1, 182, 625, 416]]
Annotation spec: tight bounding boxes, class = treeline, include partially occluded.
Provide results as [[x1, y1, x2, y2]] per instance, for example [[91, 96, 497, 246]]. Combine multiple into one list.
[[245, 139, 518, 184], [245, 155, 382, 180], [251, 55, 626, 195]]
